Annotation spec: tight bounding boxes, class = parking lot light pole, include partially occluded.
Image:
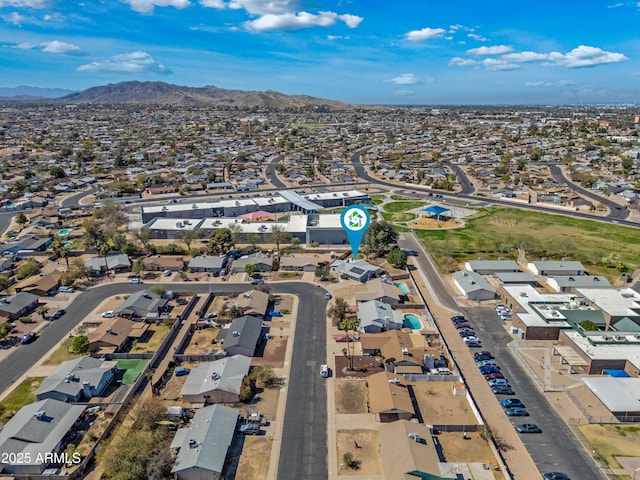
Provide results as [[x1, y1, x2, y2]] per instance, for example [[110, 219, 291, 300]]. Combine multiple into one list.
[[632, 466, 640, 480]]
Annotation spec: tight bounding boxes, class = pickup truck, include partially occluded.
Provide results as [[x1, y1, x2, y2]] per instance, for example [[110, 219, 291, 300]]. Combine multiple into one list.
[[238, 423, 260, 435]]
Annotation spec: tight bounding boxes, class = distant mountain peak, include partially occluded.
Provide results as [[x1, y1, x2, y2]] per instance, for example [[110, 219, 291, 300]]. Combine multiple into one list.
[[60, 81, 347, 108], [0, 85, 77, 99]]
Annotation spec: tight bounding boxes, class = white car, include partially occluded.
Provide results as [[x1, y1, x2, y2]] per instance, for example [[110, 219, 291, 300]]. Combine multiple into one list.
[[463, 336, 480, 343], [163, 270, 172, 276], [58, 286, 74, 293], [102, 310, 116, 318], [129, 277, 142, 284]]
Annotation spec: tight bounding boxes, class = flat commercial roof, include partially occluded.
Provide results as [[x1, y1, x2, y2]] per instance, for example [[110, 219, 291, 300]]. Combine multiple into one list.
[[280, 190, 321, 212], [576, 287, 640, 319], [582, 377, 640, 413]]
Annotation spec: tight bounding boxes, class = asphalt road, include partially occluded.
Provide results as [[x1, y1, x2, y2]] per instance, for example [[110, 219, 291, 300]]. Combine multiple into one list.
[[462, 306, 605, 480], [351, 151, 640, 228], [548, 164, 629, 220], [0, 281, 328, 480]]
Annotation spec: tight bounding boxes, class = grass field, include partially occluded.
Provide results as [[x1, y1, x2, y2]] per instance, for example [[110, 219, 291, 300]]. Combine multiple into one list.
[[0, 377, 44, 426], [580, 424, 640, 470], [130, 324, 171, 354], [381, 212, 417, 222], [415, 206, 640, 278], [278, 272, 298, 279], [43, 337, 83, 365], [116, 359, 148, 384], [371, 195, 385, 205], [383, 201, 424, 213]]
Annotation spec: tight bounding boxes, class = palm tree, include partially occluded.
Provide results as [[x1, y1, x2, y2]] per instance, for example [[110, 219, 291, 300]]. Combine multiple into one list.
[[36, 305, 49, 320], [339, 317, 360, 371], [98, 242, 111, 277], [270, 225, 290, 254], [51, 235, 71, 268]]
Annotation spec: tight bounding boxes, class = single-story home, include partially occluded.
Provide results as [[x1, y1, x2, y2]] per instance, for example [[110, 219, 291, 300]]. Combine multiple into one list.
[[235, 289, 270, 317], [0, 291, 39, 320], [0, 236, 52, 256], [368, 371, 415, 422], [330, 259, 381, 282], [188, 255, 226, 274], [143, 255, 185, 272], [14, 270, 62, 297], [279, 255, 319, 272], [170, 404, 238, 480], [527, 260, 585, 276], [230, 254, 273, 274], [0, 398, 85, 475], [452, 270, 496, 301], [88, 316, 149, 354], [218, 315, 263, 357], [357, 300, 404, 333], [180, 355, 251, 405], [359, 330, 426, 372], [84, 253, 131, 276], [36, 357, 117, 402], [355, 278, 402, 305], [114, 290, 169, 319], [546, 275, 611, 293]]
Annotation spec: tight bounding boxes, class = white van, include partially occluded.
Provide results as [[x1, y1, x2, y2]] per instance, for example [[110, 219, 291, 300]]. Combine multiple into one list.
[[320, 364, 329, 378]]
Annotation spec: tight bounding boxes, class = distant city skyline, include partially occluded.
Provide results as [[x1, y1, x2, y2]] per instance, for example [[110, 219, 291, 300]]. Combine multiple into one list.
[[0, 1, 638, 105]]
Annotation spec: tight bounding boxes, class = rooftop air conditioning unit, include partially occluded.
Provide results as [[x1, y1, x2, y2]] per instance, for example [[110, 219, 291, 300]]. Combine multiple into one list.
[[34, 411, 46, 420], [232, 331, 240, 337], [212, 372, 221, 380], [615, 335, 626, 341], [401, 347, 409, 355]]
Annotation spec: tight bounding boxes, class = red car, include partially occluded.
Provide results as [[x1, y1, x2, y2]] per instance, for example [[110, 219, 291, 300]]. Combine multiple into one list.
[[474, 351, 494, 359], [485, 372, 505, 380], [454, 322, 471, 329]]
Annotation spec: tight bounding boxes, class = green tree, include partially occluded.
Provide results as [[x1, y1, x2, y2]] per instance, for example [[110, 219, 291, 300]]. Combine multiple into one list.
[[135, 228, 153, 253], [314, 265, 330, 281], [148, 285, 166, 296], [579, 320, 599, 331], [178, 228, 202, 251], [98, 242, 112, 277], [328, 297, 348, 327], [82, 218, 104, 249], [270, 224, 290, 252], [244, 263, 256, 278], [132, 257, 144, 276], [36, 306, 49, 320], [15, 212, 28, 230], [290, 237, 301, 249], [51, 235, 71, 267], [364, 220, 397, 256], [208, 228, 233, 254], [0, 322, 12, 340], [239, 374, 256, 402], [339, 317, 360, 371], [387, 248, 408, 269], [94, 199, 128, 241], [0, 274, 10, 293], [276, 163, 286, 174], [49, 166, 66, 178], [229, 222, 242, 247], [71, 335, 89, 354], [16, 258, 41, 280]]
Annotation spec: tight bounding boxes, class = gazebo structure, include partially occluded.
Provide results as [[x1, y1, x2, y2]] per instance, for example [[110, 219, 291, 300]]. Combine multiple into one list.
[[420, 205, 451, 222]]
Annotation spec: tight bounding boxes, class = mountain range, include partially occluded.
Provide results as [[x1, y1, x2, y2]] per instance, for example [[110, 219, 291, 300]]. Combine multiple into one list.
[[0, 81, 347, 108], [0, 85, 77, 99]]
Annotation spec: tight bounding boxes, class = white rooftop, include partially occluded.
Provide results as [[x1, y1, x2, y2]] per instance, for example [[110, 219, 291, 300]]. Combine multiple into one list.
[[303, 189, 368, 201], [503, 284, 581, 328], [576, 287, 640, 319], [562, 330, 640, 369]]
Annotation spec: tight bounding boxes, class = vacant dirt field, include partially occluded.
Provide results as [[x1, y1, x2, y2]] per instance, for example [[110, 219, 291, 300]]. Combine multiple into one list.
[[410, 382, 478, 425], [335, 379, 368, 414], [438, 431, 501, 466], [334, 356, 385, 379], [184, 327, 219, 354], [273, 294, 294, 312], [336, 429, 380, 476], [234, 436, 273, 480], [580, 424, 640, 469]]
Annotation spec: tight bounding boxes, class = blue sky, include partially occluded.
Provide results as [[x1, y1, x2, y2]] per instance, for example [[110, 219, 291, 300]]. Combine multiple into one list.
[[0, 0, 639, 104]]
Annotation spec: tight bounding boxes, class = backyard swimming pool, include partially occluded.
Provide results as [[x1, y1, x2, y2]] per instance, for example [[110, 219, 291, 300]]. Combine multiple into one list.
[[59, 229, 71, 236], [395, 282, 409, 294], [404, 313, 421, 329]]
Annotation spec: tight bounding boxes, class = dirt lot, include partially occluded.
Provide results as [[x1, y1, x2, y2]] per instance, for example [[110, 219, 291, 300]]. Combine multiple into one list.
[[438, 432, 506, 479], [410, 382, 479, 425], [254, 337, 287, 367], [234, 436, 273, 480], [336, 429, 380, 476], [335, 379, 368, 414], [273, 294, 294, 313], [334, 355, 386, 379], [184, 327, 219, 355]]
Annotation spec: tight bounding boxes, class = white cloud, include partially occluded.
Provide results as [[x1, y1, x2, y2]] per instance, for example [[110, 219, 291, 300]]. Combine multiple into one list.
[[121, 0, 191, 14], [467, 45, 513, 56], [550, 45, 628, 68], [200, 0, 225, 7], [449, 57, 477, 67], [607, 2, 623, 7], [468, 33, 488, 42], [388, 73, 419, 85], [226, 0, 292, 15], [14, 41, 35, 49], [502, 51, 551, 62], [3, 12, 26, 24], [405, 27, 446, 41], [481, 58, 519, 71], [40, 40, 83, 55], [0, 0, 48, 6], [327, 35, 350, 41], [43, 12, 65, 21], [244, 11, 361, 31], [77, 51, 171, 74], [525, 80, 575, 87]]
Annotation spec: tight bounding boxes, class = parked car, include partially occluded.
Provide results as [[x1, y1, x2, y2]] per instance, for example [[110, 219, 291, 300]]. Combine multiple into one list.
[[515, 423, 541, 433], [463, 336, 480, 343], [51, 309, 66, 319], [454, 322, 471, 329], [491, 385, 515, 395], [175, 367, 191, 376], [21, 332, 37, 344], [102, 310, 116, 318], [238, 423, 260, 435], [480, 366, 501, 375], [495, 304, 507, 311], [459, 329, 476, 337], [474, 351, 494, 359], [324, 292, 332, 300], [129, 277, 142, 284], [163, 270, 172, 276], [203, 312, 217, 319], [542, 473, 570, 480], [505, 407, 529, 416], [485, 372, 505, 380], [476, 359, 497, 367], [501, 398, 525, 408], [465, 340, 482, 348], [335, 335, 359, 342], [474, 354, 493, 362], [451, 315, 465, 322], [487, 378, 509, 387], [58, 286, 74, 293]]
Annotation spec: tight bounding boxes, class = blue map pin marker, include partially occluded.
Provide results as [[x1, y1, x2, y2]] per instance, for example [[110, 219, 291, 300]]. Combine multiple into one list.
[[340, 205, 371, 260]]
